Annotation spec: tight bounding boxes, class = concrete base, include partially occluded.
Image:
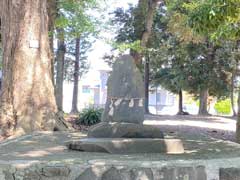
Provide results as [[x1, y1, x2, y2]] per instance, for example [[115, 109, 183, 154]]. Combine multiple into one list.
[[1, 131, 240, 179], [67, 138, 184, 154]]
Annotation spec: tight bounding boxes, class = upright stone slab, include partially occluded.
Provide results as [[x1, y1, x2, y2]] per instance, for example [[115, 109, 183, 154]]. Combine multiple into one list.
[[102, 55, 144, 124]]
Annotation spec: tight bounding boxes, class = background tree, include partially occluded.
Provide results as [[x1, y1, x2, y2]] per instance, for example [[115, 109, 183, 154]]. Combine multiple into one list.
[[54, 0, 98, 113], [47, 0, 57, 83], [64, 36, 91, 82], [55, 28, 66, 111], [152, 37, 190, 114], [165, 0, 235, 115], [109, 1, 163, 114], [184, 0, 240, 141]]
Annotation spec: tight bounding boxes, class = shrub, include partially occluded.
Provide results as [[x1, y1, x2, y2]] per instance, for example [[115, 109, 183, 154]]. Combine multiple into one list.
[[76, 107, 103, 126], [214, 99, 231, 115]]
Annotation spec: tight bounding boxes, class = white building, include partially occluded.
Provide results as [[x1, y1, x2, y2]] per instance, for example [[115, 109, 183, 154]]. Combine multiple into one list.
[[148, 87, 177, 115], [63, 69, 177, 114], [63, 70, 109, 112]]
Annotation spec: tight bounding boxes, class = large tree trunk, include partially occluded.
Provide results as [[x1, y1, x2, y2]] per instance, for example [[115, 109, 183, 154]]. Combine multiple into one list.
[[47, 0, 57, 84], [132, 0, 160, 112], [71, 38, 80, 114], [144, 56, 150, 114], [231, 73, 237, 116], [177, 89, 183, 115], [198, 41, 215, 116], [55, 28, 65, 111], [236, 90, 240, 142], [198, 88, 209, 115], [0, 0, 69, 137]]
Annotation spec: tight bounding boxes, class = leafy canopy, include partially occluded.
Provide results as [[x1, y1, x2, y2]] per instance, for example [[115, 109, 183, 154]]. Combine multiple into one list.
[[185, 0, 240, 40]]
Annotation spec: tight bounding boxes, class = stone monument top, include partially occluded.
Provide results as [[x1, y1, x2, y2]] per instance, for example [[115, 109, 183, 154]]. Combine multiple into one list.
[[102, 55, 144, 124]]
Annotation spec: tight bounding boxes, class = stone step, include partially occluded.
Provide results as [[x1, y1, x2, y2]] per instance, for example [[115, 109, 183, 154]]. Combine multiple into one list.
[[66, 138, 184, 154], [88, 122, 164, 139]]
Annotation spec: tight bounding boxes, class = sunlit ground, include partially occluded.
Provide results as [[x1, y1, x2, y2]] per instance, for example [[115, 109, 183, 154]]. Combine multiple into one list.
[[144, 115, 235, 131]]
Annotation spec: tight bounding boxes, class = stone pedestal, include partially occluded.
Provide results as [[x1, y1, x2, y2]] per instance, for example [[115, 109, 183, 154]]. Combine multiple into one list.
[[68, 55, 184, 154], [88, 122, 164, 138], [67, 138, 184, 154]]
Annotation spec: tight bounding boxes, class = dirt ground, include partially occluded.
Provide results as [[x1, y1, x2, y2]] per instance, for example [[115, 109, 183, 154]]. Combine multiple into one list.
[[144, 114, 236, 142], [68, 114, 237, 142], [0, 114, 237, 142]]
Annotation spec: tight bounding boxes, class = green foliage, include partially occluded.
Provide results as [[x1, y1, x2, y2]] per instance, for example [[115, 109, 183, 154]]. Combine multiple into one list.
[[108, 1, 154, 55], [214, 99, 231, 115], [64, 33, 92, 81], [196, 100, 200, 107], [76, 107, 103, 126], [152, 36, 189, 94], [56, 0, 100, 38], [111, 6, 137, 43], [166, 0, 204, 43], [55, 0, 102, 81], [107, 0, 235, 102], [164, 0, 235, 99], [111, 40, 143, 53], [186, 0, 240, 40]]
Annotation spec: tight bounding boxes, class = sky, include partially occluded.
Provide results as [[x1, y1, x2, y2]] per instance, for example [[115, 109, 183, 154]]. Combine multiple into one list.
[[87, 0, 138, 71], [81, 0, 138, 83]]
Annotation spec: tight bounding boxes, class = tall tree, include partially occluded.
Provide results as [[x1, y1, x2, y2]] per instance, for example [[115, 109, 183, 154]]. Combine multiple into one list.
[[0, 0, 69, 137], [152, 37, 190, 115], [64, 0, 97, 113], [131, 0, 161, 64], [166, 0, 229, 115], [47, 0, 57, 83], [71, 38, 81, 113], [54, 0, 98, 113], [184, 0, 240, 141], [111, 1, 162, 114], [231, 74, 237, 116], [55, 28, 66, 111], [135, 0, 161, 114]]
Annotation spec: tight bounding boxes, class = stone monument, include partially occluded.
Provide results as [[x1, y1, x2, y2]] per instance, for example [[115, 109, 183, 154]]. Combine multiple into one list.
[[67, 55, 184, 154], [102, 54, 145, 124]]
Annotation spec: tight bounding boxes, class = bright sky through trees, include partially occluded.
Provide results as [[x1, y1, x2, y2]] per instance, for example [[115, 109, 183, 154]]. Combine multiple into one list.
[[87, 0, 138, 72]]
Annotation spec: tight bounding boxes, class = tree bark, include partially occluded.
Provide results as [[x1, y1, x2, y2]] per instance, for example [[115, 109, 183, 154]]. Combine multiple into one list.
[[144, 56, 150, 114], [131, 0, 159, 65], [0, 0, 69, 137], [198, 41, 215, 116], [55, 28, 65, 111], [231, 73, 237, 116], [198, 88, 209, 115], [71, 38, 80, 114], [47, 0, 57, 84], [177, 89, 183, 114], [236, 90, 240, 142]]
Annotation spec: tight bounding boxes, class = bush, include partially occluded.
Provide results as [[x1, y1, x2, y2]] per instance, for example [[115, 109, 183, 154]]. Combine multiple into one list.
[[76, 108, 103, 126], [214, 99, 231, 115]]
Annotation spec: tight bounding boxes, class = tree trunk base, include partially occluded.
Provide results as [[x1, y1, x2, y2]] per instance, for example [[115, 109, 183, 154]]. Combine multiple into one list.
[[70, 110, 79, 115], [55, 111, 74, 131], [198, 112, 211, 116], [177, 111, 189, 115]]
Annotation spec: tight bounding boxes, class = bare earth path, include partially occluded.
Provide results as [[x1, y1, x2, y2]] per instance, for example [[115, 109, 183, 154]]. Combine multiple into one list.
[[144, 114, 236, 142]]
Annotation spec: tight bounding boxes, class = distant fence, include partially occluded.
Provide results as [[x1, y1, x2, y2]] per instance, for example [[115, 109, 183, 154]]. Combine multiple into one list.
[[80, 104, 105, 110]]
